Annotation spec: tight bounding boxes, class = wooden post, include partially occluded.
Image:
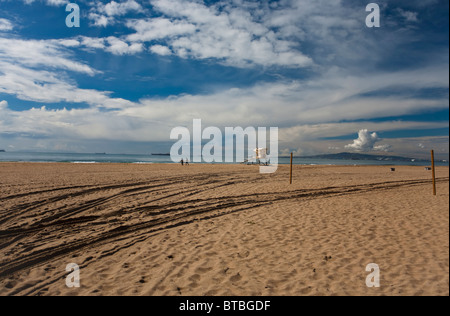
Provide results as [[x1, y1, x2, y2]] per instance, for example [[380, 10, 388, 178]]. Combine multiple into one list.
[[290, 152, 293, 184], [431, 150, 436, 196]]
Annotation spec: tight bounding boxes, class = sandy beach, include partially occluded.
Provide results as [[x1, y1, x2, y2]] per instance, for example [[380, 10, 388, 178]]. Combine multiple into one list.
[[0, 162, 448, 296]]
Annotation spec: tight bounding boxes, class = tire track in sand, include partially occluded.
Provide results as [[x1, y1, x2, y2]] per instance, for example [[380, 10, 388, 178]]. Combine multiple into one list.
[[0, 176, 448, 286]]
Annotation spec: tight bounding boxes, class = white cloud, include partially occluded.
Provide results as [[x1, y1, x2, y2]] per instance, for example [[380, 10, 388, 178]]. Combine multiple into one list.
[[0, 100, 7, 109], [11, 0, 439, 70], [373, 144, 393, 152], [2, 98, 447, 156], [126, 18, 196, 42], [46, 0, 68, 5], [20, 0, 69, 5], [397, 9, 419, 22], [345, 130, 391, 152], [101, 0, 143, 16], [149, 44, 172, 56], [105, 36, 144, 55], [0, 18, 13, 31], [1, 34, 447, 130], [116, 63, 449, 130], [55, 36, 145, 55], [280, 121, 449, 144], [78, 36, 106, 50], [0, 37, 135, 108], [0, 102, 168, 143], [0, 61, 133, 108], [89, 13, 111, 27], [89, 0, 144, 27], [0, 38, 96, 75], [58, 39, 81, 47], [124, 0, 313, 68]]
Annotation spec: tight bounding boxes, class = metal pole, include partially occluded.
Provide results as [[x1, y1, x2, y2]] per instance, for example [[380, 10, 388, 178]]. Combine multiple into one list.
[[431, 150, 436, 196], [290, 153, 293, 185]]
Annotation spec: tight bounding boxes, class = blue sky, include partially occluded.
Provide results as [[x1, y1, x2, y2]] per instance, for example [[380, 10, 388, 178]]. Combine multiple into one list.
[[0, 0, 448, 159]]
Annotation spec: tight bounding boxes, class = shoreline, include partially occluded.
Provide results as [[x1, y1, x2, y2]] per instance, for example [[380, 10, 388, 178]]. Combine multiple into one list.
[[0, 161, 447, 167]]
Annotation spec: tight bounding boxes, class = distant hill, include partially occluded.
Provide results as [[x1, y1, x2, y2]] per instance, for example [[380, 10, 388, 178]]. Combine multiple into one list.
[[295, 152, 432, 162], [0, 149, 5, 152]]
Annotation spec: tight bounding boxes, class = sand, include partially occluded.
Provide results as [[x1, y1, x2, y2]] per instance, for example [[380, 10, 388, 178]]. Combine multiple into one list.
[[0, 162, 448, 296]]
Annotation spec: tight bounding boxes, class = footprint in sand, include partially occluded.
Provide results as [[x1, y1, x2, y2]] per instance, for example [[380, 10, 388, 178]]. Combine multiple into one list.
[[299, 286, 313, 295], [230, 273, 242, 283], [138, 277, 146, 284], [195, 266, 213, 274], [238, 251, 250, 258], [189, 274, 201, 282]]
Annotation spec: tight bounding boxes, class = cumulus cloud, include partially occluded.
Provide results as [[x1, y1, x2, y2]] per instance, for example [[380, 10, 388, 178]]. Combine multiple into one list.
[[104, 36, 144, 55], [89, 13, 110, 27], [345, 130, 392, 152], [124, 0, 313, 68], [126, 18, 196, 42], [89, 0, 144, 27], [149, 44, 172, 56], [77, 36, 106, 50], [11, 0, 442, 71], [101, 0, 143, 16]]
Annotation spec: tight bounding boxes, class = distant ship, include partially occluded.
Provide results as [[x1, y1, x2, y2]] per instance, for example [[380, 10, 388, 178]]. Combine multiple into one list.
[[151, 153, 170, 156]]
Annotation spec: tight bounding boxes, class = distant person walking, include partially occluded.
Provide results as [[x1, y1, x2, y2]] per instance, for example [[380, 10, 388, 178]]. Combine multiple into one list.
[[180, 158, 184, 166]]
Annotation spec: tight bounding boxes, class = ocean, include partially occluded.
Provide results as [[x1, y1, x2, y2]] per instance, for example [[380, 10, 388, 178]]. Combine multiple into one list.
[[0, 151, 447, 167]]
